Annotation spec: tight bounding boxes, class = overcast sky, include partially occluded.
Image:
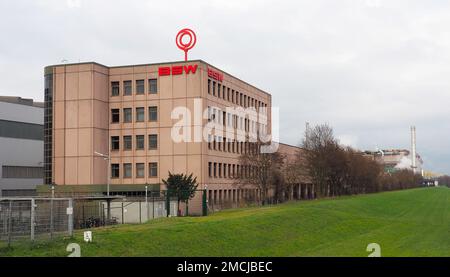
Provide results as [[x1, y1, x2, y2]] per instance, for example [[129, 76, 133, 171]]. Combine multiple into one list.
[[0, 0, 449, 174]]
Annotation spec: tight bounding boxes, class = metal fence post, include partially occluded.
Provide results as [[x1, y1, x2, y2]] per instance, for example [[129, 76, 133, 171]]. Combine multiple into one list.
[[7, 200, 12, 247], [50, 198, 54, 239], [202, 189, 208, 216], [82, 203, 85, 228], [31, 198, 35, 242], [166, 192, 170, 217], [121, 202, 124, 224], [68, 199, 73, 237], [145, 186, 148, 221], [139, 200, 142, 224]]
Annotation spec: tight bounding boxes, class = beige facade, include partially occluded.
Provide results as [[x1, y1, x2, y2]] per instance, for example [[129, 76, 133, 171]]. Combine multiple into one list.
[[44, 60, 272, 202]]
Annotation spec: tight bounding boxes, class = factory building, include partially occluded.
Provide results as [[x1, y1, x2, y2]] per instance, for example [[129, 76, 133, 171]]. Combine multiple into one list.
[[363, 149, 423, 174], [0, 96, 44, 196]]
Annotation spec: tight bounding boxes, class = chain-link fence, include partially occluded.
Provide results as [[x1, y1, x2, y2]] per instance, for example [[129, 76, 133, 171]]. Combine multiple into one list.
[[0, 190, 208, 247], [0, 198, 73, 247]]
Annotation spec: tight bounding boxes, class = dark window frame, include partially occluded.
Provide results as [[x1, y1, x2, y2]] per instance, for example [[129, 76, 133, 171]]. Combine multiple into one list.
[[123, 80, 132, 96], [149, 79, 158, 94], [148, 106, 158, 121], [123, 108, 132, 123], [111, 81, 120, 96], [123, 135, 132, 150], [111, 109, 120, 123], [136, 135, 145, 150], [111, 136, 120, 151], [148, 134, 158, 150], [136, 79, 145, 94]]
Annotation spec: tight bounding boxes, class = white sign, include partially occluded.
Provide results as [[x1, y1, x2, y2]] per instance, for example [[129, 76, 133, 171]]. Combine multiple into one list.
[[84, 231, 92, 243], [66, 207, 73, 215]]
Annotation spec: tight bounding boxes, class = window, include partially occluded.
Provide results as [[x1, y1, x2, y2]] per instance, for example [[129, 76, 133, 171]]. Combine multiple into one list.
[[111, 164, 120, 178], [149, 134, 157, 149], [111, 136, 119, 150], [213, 163, 217, 177], [149, 106, 158, 121], [136, 135, 145, 150], [123, 80, 132, 96], [111, 81, 119, 96], [111, 109, 120, 123], [136, 79, 145, 94], [149, 162, 158, 177], [123, 135, 132, 150], [0, 120, 43, 141], [123, 163, 132, 178], [212, 81, 216, 96], [123, 108, 132, 123], [208, 79, 211, 94], [136, 107, 145, 122], [136, 163, 145, 178], [149, 79, 157, 94], [208, 162, 212, 177], [1, 166, 43, 179], [218, 84, 221, 98]]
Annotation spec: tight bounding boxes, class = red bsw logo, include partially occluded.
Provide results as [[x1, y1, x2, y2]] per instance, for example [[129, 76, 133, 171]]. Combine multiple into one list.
[[158, 65, 198, 76], [208, 68, 223, 82]]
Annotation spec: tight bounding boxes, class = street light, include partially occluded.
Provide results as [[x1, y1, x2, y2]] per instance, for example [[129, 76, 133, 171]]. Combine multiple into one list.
[[94, 151, 111, 196]]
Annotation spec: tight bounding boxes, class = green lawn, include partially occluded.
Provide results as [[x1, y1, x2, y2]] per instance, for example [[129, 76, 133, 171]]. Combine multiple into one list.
[[1, 187, 449, 257]]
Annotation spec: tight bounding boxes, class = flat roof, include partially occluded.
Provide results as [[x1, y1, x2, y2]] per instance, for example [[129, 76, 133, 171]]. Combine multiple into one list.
[[0, 96, 44, 108], [45, 59, 271, 97]]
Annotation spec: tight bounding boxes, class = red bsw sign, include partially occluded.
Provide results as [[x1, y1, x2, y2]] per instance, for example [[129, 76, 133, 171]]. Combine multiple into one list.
[[158, 65, 198, 76], [208, 68, 223, 82]]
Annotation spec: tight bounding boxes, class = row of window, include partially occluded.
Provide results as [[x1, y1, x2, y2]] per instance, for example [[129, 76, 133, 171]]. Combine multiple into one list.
[[111, 135, 158, 151], [111, 107, 158, 123], [208, 188, 259, 205], [207, 106, 267, 133], [111, 79, 157, 96], [207, 78, 268, 109], [2, 166, 43, 179], [208, 162, 258, 179], [208, 138, 260, 155], [111, 162, 158, 178]]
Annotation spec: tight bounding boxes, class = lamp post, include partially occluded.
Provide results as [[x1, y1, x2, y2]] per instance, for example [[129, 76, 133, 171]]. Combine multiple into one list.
[[94, 151, 111, 196], [94, 149, 111, 223]]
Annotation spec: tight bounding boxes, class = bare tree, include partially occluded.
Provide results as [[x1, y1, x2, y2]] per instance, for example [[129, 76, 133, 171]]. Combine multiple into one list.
[[236, 142, 285, 205], [301, 123, 383, 197], [301, 123, 341, 197]]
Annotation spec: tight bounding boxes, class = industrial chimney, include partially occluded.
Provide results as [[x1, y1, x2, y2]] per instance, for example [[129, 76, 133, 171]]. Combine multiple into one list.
[[410, 126, 417, 174]]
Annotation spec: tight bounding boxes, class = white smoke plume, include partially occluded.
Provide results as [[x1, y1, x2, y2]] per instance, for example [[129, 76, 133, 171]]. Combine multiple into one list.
[[395, 156, 412, 169]]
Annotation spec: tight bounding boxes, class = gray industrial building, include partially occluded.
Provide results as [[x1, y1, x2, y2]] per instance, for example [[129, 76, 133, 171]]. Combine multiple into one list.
[[0, 96, 44, 196]]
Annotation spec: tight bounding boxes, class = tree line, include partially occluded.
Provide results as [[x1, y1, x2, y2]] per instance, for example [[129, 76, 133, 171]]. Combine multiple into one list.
[[238, 123, 425, 203]]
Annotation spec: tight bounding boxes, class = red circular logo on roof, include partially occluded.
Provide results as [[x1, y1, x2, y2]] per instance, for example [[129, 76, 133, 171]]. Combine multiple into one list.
[[176, 28, 196, 61]]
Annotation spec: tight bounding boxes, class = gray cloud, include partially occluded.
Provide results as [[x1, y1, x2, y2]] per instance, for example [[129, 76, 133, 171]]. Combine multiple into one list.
[[0, 0, 449, 173]]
